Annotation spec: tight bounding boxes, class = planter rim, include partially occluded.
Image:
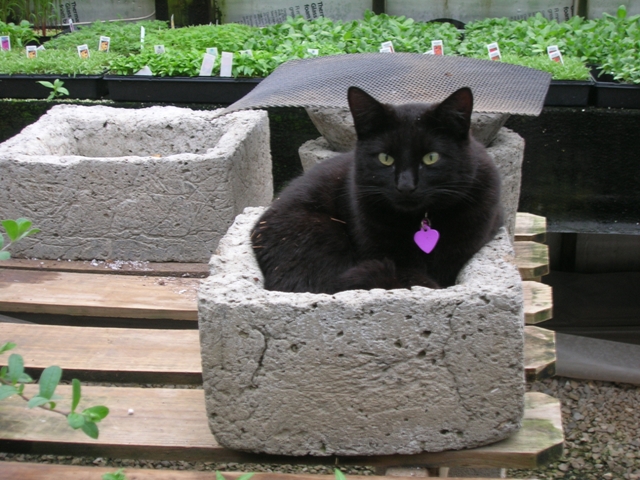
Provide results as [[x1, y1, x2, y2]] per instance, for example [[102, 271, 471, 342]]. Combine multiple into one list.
[[0, 73, 105, 79], [103, 75, 263, 84]]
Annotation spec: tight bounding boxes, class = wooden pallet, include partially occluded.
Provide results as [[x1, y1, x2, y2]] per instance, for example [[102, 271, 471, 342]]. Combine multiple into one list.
[[0, 213, 560, 478]]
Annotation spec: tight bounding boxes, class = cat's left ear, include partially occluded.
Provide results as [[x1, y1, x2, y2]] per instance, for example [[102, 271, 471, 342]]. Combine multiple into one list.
[[348, 86, 388, 139], [434, 87, 473, 139]]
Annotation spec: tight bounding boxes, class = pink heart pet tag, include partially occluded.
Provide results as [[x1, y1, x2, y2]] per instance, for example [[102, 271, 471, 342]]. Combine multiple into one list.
[[414, 225, 440, 254]]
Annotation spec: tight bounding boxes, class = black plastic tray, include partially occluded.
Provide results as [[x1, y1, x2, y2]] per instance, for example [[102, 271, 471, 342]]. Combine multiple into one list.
[[595, 81, 640, 109], [0, 74, 107, 100], [544, 80, 594, 107], [104, 75, 263, 104]]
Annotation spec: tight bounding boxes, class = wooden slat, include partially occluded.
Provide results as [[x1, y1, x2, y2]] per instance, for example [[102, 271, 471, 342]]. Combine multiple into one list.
[[514, 213, 547, 243], [0, 389, 562, 469], [0, 464, 521, 480], [1, 323, 553, 386], [0, 258, 209, 277], [0, 269, 198, 320], [0, 323, 201, 384], [524, 326, 557, 383], [523, 281, 553, 325], [514, 242, 550, 281]]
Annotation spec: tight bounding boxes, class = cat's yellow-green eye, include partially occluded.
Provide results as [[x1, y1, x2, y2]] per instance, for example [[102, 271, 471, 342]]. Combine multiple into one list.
[[423, 152, 440, 165], [378, 153, 394, 166]]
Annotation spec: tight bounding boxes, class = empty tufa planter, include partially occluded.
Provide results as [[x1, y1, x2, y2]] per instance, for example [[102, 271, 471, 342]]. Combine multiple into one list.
[[198, 207, 525, 457], [0, 105, 272, 262]]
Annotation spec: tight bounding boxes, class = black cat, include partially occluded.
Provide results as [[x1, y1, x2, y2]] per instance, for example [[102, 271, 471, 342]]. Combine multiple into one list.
[[251, 86, 503, 293]]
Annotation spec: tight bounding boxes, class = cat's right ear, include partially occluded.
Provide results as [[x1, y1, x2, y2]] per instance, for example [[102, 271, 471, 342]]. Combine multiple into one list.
[[348, 86, 388, 139]]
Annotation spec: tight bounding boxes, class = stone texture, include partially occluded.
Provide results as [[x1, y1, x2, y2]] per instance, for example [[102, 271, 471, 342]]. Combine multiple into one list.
[[0, 105, 272, 262], [198, 207, 525, 457], [305, 107, 510, 151], [299, 127, 524, 237]]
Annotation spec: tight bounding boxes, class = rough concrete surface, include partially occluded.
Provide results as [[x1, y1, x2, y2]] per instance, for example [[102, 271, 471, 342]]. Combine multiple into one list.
[[305, 107, 510, 151], [199, 207, 525, 456], [299, 128, 524, 237], [0, 105, 272, 262]]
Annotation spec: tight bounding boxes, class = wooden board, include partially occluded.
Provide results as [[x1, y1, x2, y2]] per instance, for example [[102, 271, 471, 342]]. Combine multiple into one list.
[[0, 463, 518, 480], [523, 326, 557, 383], [522, 281, 553, 325], [0, 258, 209, 277], [0, 323, 202, 384], [514, 242, 550, 281], [514, 213, 547, 243], [0, 388, 562, 470], [1, 323, 554, 385], [0, 269, 199, 320]]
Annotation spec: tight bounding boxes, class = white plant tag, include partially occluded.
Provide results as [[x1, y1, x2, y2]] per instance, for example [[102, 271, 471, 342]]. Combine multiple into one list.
[[206, 47, 218, 57], [68, 19, 76, 32], [432, 40, 444, 56], [37, 45, 45, 51], [26, 45, 37, 58], [134, 66, 153, 76], [99, 36, 110, 53], [220, 52, 233, 77], [1, 36, 10, 51], [199, 53, 216, 76], [140, 26, 146, 45], [547, 45, 564, 64], [171, 14, 175, 29], [487, 42, 501, 61], [423, 49, 434, 55], [77, 44, 90, 59], [307, 48, 319, 56], [380, 41, 395, 52], [155, 45, 166, 54]]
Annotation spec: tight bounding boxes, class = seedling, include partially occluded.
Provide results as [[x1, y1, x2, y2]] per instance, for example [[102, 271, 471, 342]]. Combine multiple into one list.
[[37, 78, 69, 100]]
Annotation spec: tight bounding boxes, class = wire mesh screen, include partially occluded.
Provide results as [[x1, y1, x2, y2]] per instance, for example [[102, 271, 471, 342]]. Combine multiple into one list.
[[222, 53, 551, 116]]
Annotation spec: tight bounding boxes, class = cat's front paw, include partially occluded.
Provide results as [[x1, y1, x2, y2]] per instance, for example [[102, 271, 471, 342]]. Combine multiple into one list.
[[335, 258, 402, 292]]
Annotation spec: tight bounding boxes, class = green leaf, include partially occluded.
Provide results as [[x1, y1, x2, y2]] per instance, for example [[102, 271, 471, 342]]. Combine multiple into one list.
[[27, 395, 52, 408], [237, 473, 254, 480], [71, 378, 81, 412], [57, 87, 69, 96], [335, 469, 347, 480], [0, 342, 16, 355], [37, 80, 55, 89], [0, 384, 19, 400], [67, 412, 85, 429], [8, 353, 24, 384], [18, 372, 33, 383], [1, 220, 19, 242], [102, 469, 127, 480], [0, 250, 9, 260], [0, 234, 3, 250], [38, 365, 62, 399], [617, 5, 627, 19], [82, 405, 109, 422], [216, 471, 226, 480], [81, 420, 99, 439], [15, 218, 32, 236]]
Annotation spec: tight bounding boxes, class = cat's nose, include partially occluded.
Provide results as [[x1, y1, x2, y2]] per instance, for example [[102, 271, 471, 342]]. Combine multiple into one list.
[[396, 170, 417, 193]]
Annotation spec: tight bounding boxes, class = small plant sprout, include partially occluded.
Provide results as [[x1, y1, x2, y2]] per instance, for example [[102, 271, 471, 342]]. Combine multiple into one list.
[[0, 341, 110, 439], [335, 468, 347, 480], [36, 78, 69, 100], [102, 468, 128, 480], [0, 218, 40, 260], [216, 472, 255, 480]]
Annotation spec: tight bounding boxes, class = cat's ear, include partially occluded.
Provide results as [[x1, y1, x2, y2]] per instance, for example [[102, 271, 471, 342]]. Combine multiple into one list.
[[434, 87, 473, 139], [348, 86, 388, 139]]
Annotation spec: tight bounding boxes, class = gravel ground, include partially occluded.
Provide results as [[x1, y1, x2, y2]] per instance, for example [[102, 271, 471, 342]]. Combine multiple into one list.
[[1, 376, 639, 479]]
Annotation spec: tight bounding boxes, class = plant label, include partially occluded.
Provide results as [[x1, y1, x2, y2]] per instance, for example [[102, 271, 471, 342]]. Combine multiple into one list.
[[547, 45, 564, 64], [199, 53, 216, 76], [140, 26, 146, 46], [307, 48, 319, 56], [134, 66, 153, 76], [99, 36, 110, 53], [77, 44, 90, 59], [26, 45, 37, 58], [68, 19, 76, 32], [380, 41, 395, 52], [487, 42, 501, 61], [37, 45, 45, 51], [155, 45, 166, 54], [432, 40, 444, 56], [206, 47, 219, 57], [171, 14, 175, 29], [0, 36, 10, 51], [220, 52, 233, 77], [423, 49, 434, 55]]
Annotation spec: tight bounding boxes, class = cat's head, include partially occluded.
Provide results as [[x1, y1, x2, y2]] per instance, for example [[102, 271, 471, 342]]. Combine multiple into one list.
[[348, 86, 480, 213]]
